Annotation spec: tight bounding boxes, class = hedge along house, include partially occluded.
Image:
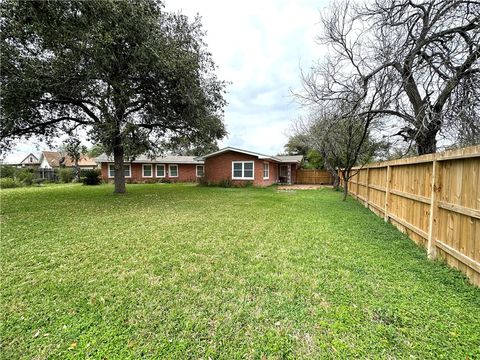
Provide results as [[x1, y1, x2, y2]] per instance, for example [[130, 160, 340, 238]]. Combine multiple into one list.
[[197, 147, 303, 186], [95, 154, 204, 183]]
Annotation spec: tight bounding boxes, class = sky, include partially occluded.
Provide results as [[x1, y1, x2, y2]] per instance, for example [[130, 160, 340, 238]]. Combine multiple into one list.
[[3, 0, 329, 163]]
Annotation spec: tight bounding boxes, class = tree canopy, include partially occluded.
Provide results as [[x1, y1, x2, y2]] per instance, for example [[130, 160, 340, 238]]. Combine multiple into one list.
[[1, 0, 227, 192]]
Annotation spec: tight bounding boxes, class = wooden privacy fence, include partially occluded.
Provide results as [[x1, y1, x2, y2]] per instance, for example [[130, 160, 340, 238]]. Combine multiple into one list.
[[341, 145, 480, 286], [296, 169, 333, 185]]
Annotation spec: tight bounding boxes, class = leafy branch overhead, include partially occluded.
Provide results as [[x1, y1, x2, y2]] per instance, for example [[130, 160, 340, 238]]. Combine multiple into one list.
[[1, 0, 227, 193]]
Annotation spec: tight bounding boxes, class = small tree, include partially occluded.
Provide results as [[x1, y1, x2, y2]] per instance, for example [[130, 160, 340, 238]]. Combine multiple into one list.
[[61, 138, 87, 181], [1, 0, 226, 193]]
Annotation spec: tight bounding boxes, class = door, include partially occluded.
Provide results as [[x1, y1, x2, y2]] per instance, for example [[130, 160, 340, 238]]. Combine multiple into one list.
[[279, 165, 289, 183]]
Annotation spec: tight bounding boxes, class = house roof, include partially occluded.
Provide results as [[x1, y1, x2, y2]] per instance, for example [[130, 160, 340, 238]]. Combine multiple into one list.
[[19, 153, 39, 164], [41, 151, 97, 167], [196, 147, 304, 164], [95, 154, 204, 164]]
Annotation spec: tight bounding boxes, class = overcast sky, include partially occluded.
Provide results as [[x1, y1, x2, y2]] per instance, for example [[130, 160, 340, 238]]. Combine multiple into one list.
[[3, 0, 329, 163]]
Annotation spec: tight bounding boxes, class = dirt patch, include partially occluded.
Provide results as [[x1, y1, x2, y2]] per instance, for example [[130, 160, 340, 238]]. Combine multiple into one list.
[[277, 185, 332, 190]]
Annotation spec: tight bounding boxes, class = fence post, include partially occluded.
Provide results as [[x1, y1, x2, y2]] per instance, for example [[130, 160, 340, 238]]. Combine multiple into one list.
[[427, 159, 439, 259], [365, 167, 370, 208], [356, 170, 359, 199], [384, 165, 391, 222]]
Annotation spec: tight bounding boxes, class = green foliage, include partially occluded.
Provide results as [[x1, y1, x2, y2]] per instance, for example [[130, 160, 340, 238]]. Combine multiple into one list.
[[58, 168, 74, 183], [159, 178, 171, 184], [87, 144, 106, 158], [80, 169, 101, 185], [1, 185, 479, 358], [0, 177, 20, 188], [16, 170, 34, 185], [218, 178, 233, 188], [303, 149, 324, 169], [0, 165, 17, 178]]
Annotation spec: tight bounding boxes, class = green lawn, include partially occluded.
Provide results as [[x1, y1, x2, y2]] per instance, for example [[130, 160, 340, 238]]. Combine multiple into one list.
[[1, 184, 479, 359]]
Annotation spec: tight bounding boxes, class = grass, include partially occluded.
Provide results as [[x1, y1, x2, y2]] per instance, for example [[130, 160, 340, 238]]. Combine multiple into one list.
[[1, 183, 479, 359]]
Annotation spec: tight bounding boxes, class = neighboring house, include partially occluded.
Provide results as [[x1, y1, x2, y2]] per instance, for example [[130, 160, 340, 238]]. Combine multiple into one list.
[[197, 147, 303, 186], [39, 151, 97, 170], [95, 154, 203, 183], [19, 153, 40, 168], [96, 147, 303, 186]]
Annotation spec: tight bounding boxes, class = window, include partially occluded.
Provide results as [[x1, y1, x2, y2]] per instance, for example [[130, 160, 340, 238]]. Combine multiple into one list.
[[108, 164, 131, 178], [232, 161, 254, 180], [142, 164, 152, 178], [29, 157, 33, 163], [263, 162, 269, 179], [156, 164, 165, 178], [196, 165, 204, 177], [169, 164, 178, 177]]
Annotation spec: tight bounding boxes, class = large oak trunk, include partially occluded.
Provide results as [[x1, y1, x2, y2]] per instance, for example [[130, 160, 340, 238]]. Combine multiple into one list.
[[113, 145, 126, 194], [416, 133, 437, 155]]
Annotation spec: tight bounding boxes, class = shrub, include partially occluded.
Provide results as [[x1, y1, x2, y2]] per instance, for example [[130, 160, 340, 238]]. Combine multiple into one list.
[[0, 177, 21, 189], [58, 168, 74, 183], [160, 178, 171, 184], [218, 178, 233, 188], [0, 165, 17, 178], [16, 168, 35, 185], [81, 169, 102, 185]]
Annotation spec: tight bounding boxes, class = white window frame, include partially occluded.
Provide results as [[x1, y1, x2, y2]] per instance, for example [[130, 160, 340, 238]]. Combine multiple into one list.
[[156, 164, 165, 178], [169, 164, 179, 178], [108, 163, 131, 178], [263, 162, 269, 180], [142, 164, 153, 178], [196, 165, 204, 177], [232, 161, 254, 180]]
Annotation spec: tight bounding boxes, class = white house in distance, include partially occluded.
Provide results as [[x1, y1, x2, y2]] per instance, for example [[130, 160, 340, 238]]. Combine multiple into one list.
[[18, 153, 40, 167]]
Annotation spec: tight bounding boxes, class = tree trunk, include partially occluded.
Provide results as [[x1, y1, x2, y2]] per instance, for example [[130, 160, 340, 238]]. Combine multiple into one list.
[[416, 131, 437, 155], [332, 173, 340, 190], [74, 159, 80, 182], [113, 144, 126, 194]]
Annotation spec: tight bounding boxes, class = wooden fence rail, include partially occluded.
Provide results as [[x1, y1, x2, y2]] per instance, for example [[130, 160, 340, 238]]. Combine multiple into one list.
[[296, 169, 333, 185], [340, 145, 480, 286]]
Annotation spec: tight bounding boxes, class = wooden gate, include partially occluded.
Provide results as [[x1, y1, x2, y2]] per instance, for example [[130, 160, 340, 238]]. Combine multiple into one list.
[[295, 169, 333, 184]]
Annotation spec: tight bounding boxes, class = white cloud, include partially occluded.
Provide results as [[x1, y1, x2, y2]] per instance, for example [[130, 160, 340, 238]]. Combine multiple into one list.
[[3, 0, 329, 162]]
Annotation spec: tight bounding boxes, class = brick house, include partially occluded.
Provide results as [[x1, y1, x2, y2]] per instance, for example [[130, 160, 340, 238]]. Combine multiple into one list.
[[96, 147, 303, 186], [95, 154, 204, 183], [197, 147, 303, 186]]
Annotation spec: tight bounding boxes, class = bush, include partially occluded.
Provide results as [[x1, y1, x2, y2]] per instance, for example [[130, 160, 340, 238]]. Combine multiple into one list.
[[16, 169, 34, 185], [0, 177, 21, 189], [81, 169, 102, 185], [160, 178, 171, 184], [58, 168, 74, 183], [218, 178, 233, 188], [0, 165, 17, 178]]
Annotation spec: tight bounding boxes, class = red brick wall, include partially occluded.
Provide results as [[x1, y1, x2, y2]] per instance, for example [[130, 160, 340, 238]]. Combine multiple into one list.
[[204, 151, 282, 186], [100, 162, 200, 183]]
